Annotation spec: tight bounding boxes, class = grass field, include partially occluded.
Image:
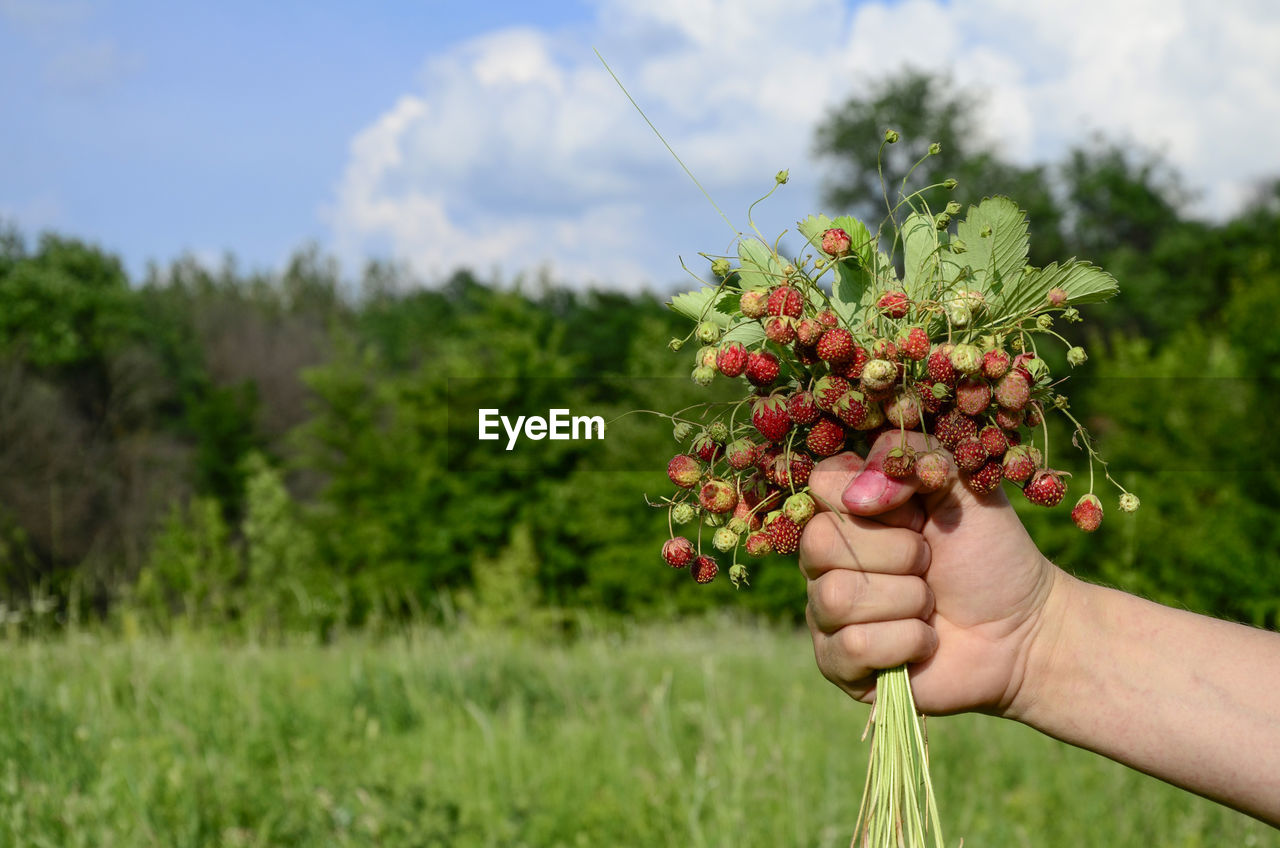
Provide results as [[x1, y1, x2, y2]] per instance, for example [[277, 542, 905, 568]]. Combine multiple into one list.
[[1, 617, 1275, 847]]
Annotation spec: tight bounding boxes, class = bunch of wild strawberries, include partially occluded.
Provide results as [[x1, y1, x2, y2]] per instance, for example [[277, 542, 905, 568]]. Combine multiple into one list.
[[658, 202, 1139, 587]]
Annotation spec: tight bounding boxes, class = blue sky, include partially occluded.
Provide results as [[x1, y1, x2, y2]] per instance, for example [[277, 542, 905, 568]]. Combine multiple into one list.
[[4, 0, 1280, 291]]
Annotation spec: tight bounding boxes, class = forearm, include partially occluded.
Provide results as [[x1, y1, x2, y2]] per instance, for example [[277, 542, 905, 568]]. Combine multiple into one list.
[[1012, 571, 1280, 825]]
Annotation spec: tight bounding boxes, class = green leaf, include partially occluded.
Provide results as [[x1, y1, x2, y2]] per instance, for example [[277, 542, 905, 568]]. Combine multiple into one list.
[[796, 214, 834, 247], [831, 261, 874, 325], [736, 238, 783, 290], [669, 288, 731, 328], [902, 212, 939, 297], [830, 215, 874, 267], [997, 261, 1120, 317], [723, 321, 766, 345], [955, 197, 1028, 298]]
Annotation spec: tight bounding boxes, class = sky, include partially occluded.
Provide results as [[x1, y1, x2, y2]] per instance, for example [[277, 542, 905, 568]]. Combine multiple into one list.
[[4, 0, 1280, 293]]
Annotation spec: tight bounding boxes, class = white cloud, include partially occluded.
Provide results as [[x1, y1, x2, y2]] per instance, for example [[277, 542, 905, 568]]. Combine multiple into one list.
[[330, 0, 1280, 290]]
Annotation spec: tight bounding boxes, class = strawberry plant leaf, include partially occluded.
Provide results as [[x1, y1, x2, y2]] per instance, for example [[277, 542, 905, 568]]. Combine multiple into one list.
[[797, 214, 834, 246], [670, 288, 732, 328], [999, 261, 1120, 316], [737, 238, 783, 290], [902, 212, 939, 298], [830, 215, 874, 267], [723, 321, 766, 345], [956, 197, 1029, 299]]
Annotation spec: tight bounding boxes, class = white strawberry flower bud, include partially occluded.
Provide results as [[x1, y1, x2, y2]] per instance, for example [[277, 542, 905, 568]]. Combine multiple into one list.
[[1067, 346, 1088, 367]]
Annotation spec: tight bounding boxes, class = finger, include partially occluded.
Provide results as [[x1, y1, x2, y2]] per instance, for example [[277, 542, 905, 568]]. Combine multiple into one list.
[[807, 570, 934, 633], [842, 430, 948, 519], [797, 512, 930, 580], [811, 619, 939, 694], [808, 453, 864, 514]]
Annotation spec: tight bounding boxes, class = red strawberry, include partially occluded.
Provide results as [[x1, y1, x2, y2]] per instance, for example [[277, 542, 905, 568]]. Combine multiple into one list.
[[915, 451, 950, 492], [764, 315, 796, 344], [926, 345, 957, 386], [871, 338, 900, 362], [691, 432, 720, 463], [690, 555, 719, 584], [732, 499, 762, 532], [805, 417, 846, 456], [953, 437, 988, 472], [744, 531, 773, 556], [1071, 494, 1103, 531], [982, 349, 1012, 380], [978, 425, 1009, 458], [834, 391, 868, 428], [745, 350, 781, 387], [739, 290, 769, 319], [767, 285, 803, 318], [1023, 469, 1067, 507], [836, 345, 870, 380], [994, 407, 1025, 431], [662, 537, 696, 568], [787, 390, 821, 426], [877, 290, 910, 319], [768, 515, 802, 555], [725, 438, 758, 470], [667, 454, 702, 488], [821, 227, 852, 257], [816, 327, 855, 363], [883, 390, 922, 430], [965, 459, 1004, 495], [752, 395, 792, 442], [755, 445, 781, 481], [1024, 403, 1044, 427], [716, 341, 748, 377], [772, 451, 814, 489], [795, 317, 824, 346], [916, 379, 949, 414], [699, 479, 739, 514], [882, 447, 915, 479], [793, 341, 820, 365], [1001, 446, 1037, 483], [898, 327, 930, 361], [813, 375, 853, 412], [816, 309, 840, 328], [955, 377, 992, 416], [934, 409, 978, 450], [994, 370, 1031, 410]]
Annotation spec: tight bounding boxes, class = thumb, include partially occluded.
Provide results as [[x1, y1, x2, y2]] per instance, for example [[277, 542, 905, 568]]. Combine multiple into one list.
[[842, 430, 945, 517]]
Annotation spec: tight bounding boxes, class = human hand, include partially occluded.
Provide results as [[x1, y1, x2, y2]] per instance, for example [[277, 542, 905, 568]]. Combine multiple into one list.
[[799, 431, 1064, 717]]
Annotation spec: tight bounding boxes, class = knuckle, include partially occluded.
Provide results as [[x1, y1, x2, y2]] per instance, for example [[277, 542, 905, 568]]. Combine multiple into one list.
[[836, 624, 870, 662], [798, 513, 837, 569], [903, 534, 930, 575]]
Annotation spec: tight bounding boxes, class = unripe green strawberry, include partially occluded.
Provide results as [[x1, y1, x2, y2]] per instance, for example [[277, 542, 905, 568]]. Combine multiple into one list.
[[740, 289, 769, 318], [1036, 314, 1053, 331], [860, 359, 897, 392], [816, 327, 855, 363], [1071, 494, 1103, 531], [717, 341, 749, 377], [691, 365, 716, 386], [752, 395, 792, 443], [711, 258, 731, 278], [821, 227, 852, 257], [767, 285, 803, 318], [745, 351, 781, 387], [915, 451, 950, 492], [949, 343, 983, 375], [698, 478, 738, 514], [729, 563, 749, 586], [768, 515, 802, 555], [764, 315, 796, 344], [697, 321, 721, 343], [744, 531, 773, 556], [1023, 469, 1067, 507], [783, 492, 816, 526], [712, 527, 740, 552], [663, 537, 696, 568], [1119, 492, 1140, 513], [877, 291, 910, 318], [696, 346, 719, 369], [708, 421, 729, 443], [805, 417, 846, 456], [690, 555, 719, 584], [667, 454, 702, 488], [671, 503, 696, 524]]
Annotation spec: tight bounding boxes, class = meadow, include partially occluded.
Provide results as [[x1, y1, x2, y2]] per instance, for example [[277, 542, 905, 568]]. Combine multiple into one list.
[[2, 616, 1274, 847]]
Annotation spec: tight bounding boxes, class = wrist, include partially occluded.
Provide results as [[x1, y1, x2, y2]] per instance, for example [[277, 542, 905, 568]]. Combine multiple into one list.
[[1002, 563, 1085, 726]]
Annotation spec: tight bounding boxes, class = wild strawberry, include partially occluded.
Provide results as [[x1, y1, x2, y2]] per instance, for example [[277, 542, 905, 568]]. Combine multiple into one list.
[[783, 492, 816, 526], [752, 395, 792, 442], [768, 515, 802, 555], [955, 377, 992, 416], [745, 351, 781, 387], [744, 531, 773, 556], [805, 417, 846, 456], [1071, 494, 1103, 531], [816, 327, 855, 363], [953, 437, 988, 472], [994, 370, 1031, 410], [837, 345, 872, 380], [1023, 469, 1067, 507], [834, 392, 868, 428], [793, 341, 820, 365], [949, 343, 983, 375], [795, 317, 824, 346], [1001, 445, 1037, 483], [915, 451, 950, 492], [772, 451, 814, 489], [691, 432, 720, 463], [667, 454, 702, 488], [690, 555, 719, 583], [767, 285, 803, 318], [764, 315, 796, 344], [1119, 492, 1140, 513], [916, 379, 949, 414], [740, 289, 769, 319], [725, 438, 758, 470], [716, 341, 748, 377], [883, 390, 922, 430], [877, 291, 910, 318], [821, 227, 852, 257], [671, 502, 696, 525], [882, 447, 915, 479], [965, 459, 1004, 495], [898, 327, 930, 361], [934, 409, 978, 450], [732, 499, 762, 532], [982, 349, 1011, 380], [871, 338, 900, 362], [852, 400, 885, 431], [816, 309, 839, 328], [813, 375, 852, 412], [787, 390, 820, 426], [860, 359, 897, 392], [699, 479, 739, 514], [994, 407, 1025, 431], [927, 345, 957, 386], [1024, 403, 1044, 427], [712, 527, 740, 552], [707, 421, 729, 444], [978, 425, 1009, 458], [663, 537, 696, 568]]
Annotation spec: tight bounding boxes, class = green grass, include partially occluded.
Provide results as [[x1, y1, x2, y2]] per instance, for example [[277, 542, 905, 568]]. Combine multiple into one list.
[[1, 617, 1275, 847]]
